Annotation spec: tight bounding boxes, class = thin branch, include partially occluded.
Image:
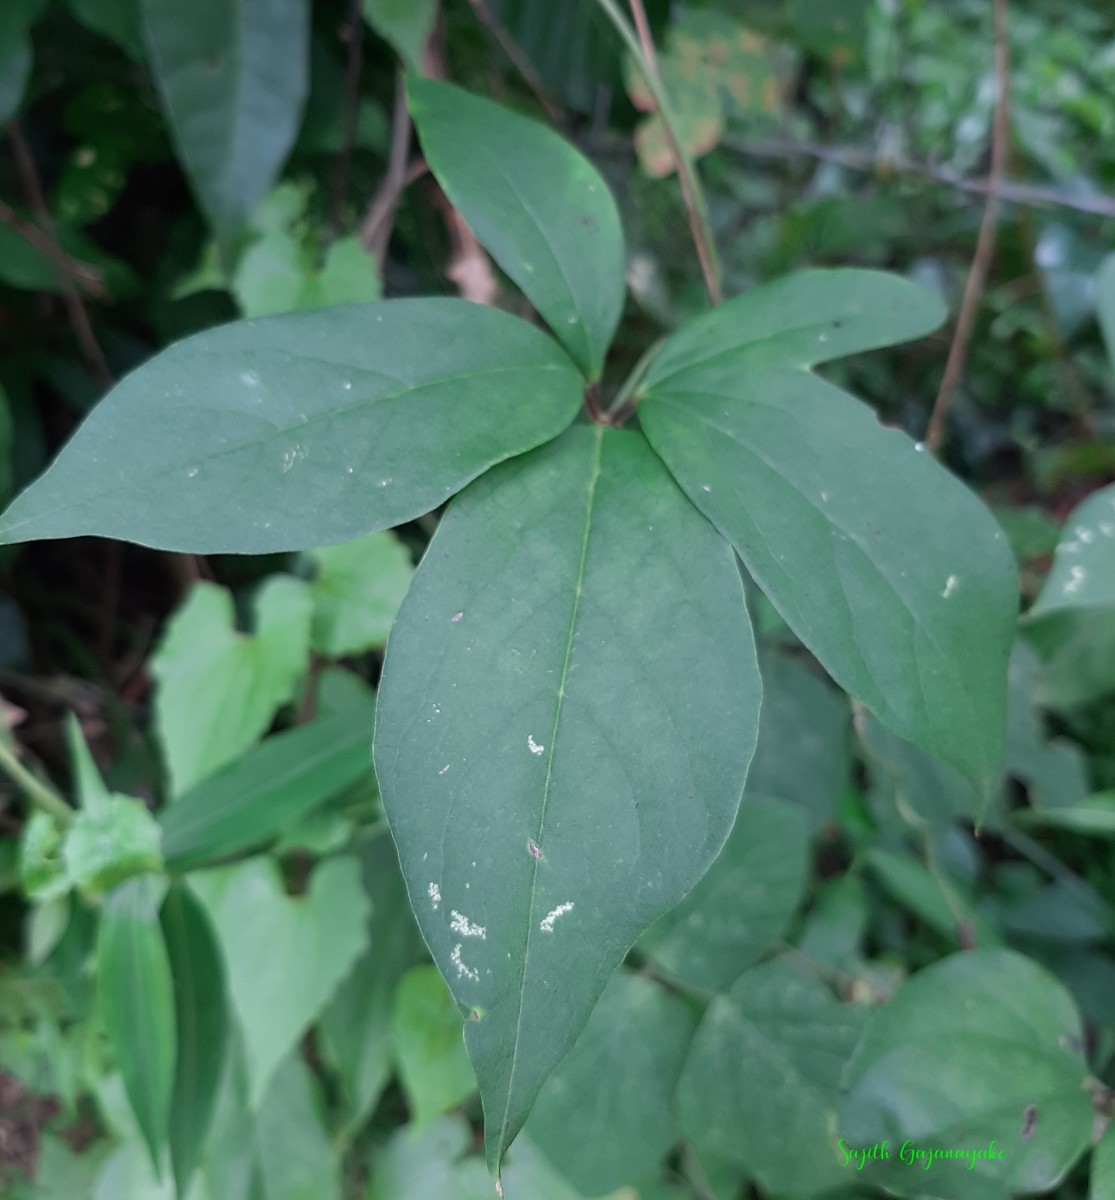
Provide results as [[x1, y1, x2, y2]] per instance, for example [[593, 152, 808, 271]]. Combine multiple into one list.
[[0, 739, 73, 827], [331, 0, 366, 231], [465, 0, 563, 126], [9, 121, 113, 388], [723, 137, 1115, 221], [594, 0, 722, 305], [359, 72, 414, 266], [0, 199, 107, 297], [925, 0, 1011, 453]]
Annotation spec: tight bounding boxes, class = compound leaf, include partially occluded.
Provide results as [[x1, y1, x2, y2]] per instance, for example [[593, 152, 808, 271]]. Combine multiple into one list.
[[640, 269, 1017, 792], [408, 77, 625, 380], [0, 300, 583, 553], [375, 424, 761, 1175]]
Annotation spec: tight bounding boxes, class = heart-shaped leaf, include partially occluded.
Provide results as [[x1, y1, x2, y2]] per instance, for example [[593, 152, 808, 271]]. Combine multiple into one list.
[[640, 268, 1018, 792], [189, 855, 370, 1106], [375, 424, 761, 1174], [0, 299, 583, 553], [408, 78, 626, 380]]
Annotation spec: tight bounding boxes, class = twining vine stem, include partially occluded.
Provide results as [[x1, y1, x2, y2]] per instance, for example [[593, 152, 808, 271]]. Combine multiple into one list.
[[594, 0, 722, 306], [924, 0, 1010, 453], [0, 740, 73, 827]]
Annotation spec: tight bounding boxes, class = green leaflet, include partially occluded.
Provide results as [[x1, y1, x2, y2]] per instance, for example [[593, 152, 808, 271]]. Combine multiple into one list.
[[1031, 483, 1115, 616], [161, 882, 228, 1196], [375, 424, 761, 1175], [408, 77, 626, 380], [640, 268, 1018, 792], [841, 949, 1095, 1197], [363, 0, 437, 72], [0, 299, 583, 553], [141, 0, 311, 249], [97, 875, 177, 1173]]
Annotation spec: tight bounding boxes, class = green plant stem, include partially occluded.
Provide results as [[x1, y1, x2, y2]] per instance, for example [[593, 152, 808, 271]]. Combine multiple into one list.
[[593, 0, 722, 306], [606, 337, 663, 423], [0, 740, 73, 826]]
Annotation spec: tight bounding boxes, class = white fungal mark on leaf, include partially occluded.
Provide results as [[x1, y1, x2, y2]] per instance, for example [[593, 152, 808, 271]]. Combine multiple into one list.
[[427, 882, 441, 910], [528, 735, 545, 756], [240, 370, 260, 387], [1065, 565, 1087, 594], [1076, 527, 1095, 544], [451, 611, 464, 623], [942, 574, 959, 599], [450, 910, 486, 939], [437, 764, 451, 776], [451, 943, 479, 982], [540, 902, 574, 932]]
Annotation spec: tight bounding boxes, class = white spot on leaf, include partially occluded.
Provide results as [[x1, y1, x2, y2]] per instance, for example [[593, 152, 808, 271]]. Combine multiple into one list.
[[450, 910, 486, 939], [451, 943, 479, 982], [427, 882, 441, 910], [528, 735, 544, 756], [1065, 565, 1087, 595], [540, 902, 574, 932], [942, 574, 959, 599]]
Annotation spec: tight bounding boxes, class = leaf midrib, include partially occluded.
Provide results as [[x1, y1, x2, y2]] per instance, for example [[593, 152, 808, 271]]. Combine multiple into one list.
[[494, 425, 604, 1166]]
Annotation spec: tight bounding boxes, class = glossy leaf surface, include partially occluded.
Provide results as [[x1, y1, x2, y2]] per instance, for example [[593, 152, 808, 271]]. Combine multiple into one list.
[[0, 300, 583, 553], [640, 268, 1017, 791], [141, 0, 310, 247], [97, 875, 176, 1172], [375, 424, 761, 1172], [408, 77, 625, 379]]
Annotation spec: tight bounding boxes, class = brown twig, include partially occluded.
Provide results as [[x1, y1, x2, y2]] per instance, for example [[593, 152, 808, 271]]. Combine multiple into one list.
[[925, 0, 1011, 453], [464, 0, 563, 126], [359, 72, 414, 266], [331, 0, 366, 232], [0, 199, 107, 297], [723, 137, 1115, 221], [8, 121, 113, 386], [8, 122, 112, 388], [615, 0, 721, 305]]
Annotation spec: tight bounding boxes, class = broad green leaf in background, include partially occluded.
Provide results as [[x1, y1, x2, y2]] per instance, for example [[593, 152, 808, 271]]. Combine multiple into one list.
[[0, 301, 582, 553], [151, 577, 312, 794], [97, 876, 176, 1172], [319, 832, 425, 1132], [408, 77, 626, 380], [161, 883, 227, 1197], [865, 846, 990, 946], [140, 0, 311, 249], [375, 425, 761, 1174], [189, 855, 369, 1107], [0, 0, 46, 126], [367, 1117, 496, 1200], [841, 950, 1096, 1196], [304, 531, 413, 657], [1017, 792, 1115, 838], [68, 0, 144, 58], [160, 676, 375, 866], [1093, 252, 1115, 364], [363, 0, 438, 72], [746, 649, 851, 832], [640, 269, 1018, 792], [1027, 608, 1115, 710], [1093, 1123, 1115, 1200], [526, 970, 697, 1194], [640, 793, 808, 991], [393, 965, 477, 1128], [1031, 483, 1115, 616], [677, 958, 868, 1194]]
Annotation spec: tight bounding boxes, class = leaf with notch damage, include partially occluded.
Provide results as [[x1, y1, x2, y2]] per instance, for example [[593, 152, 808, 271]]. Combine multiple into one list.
[[374, 424, 760, 1176]]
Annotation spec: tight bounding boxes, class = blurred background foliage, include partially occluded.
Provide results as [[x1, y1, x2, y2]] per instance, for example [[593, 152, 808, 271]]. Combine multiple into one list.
[[0, 0, 1114, 1198]]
